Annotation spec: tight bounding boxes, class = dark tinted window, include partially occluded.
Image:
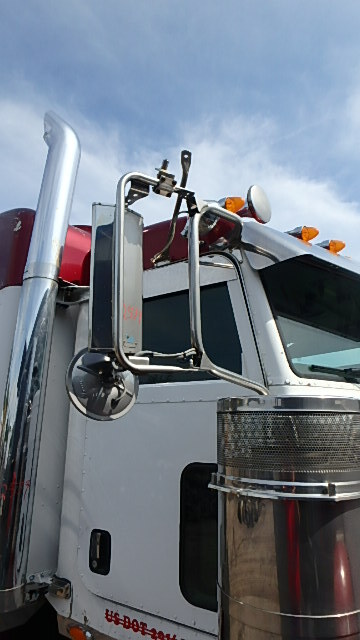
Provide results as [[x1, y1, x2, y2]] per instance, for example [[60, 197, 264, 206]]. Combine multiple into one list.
[[180, 463, 218, 611], [141, 282, 241, 383]]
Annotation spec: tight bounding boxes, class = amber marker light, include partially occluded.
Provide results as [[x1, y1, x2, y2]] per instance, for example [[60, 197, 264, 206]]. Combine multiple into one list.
[[224, 196, 246, 213], [221, 186, 271, 224], [287, 226, 319, 242], [318, 239, 346, 254], [68, 626, 93, 640]]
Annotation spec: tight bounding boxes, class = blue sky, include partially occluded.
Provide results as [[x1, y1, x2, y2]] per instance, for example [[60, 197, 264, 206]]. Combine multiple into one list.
[[2, 0, 360, 260]]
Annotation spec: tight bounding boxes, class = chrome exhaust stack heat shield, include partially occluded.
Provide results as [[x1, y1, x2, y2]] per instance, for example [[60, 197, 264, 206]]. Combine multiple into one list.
[[0, 112, 80, 618], [210, 396, 360, 639]]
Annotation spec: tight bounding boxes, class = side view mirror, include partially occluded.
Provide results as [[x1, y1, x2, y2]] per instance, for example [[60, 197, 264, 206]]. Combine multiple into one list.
[[70, 158, 269, 425]]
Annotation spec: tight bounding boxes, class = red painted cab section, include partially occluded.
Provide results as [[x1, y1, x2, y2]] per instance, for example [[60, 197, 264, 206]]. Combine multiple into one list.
[[0, 209, 35, 290], [0, 209, 92, 289], [143, 215, 236, 270], [61, 225, 92, 285], [0, 207, 237, 290]]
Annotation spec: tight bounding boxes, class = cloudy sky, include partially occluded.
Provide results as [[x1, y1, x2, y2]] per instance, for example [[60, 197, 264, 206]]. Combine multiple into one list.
[[2, 0, 360, 260]]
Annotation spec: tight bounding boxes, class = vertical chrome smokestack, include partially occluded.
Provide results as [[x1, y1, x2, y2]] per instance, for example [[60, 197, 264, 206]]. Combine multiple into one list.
[[0, 112, 80, 613]]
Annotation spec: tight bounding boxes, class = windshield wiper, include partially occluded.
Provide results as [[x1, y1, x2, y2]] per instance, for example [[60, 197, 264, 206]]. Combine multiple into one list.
[[309, 364, 360, 383]]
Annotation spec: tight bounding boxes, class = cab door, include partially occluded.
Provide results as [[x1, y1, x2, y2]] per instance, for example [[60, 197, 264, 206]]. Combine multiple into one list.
[[76, 254, 264, 635]]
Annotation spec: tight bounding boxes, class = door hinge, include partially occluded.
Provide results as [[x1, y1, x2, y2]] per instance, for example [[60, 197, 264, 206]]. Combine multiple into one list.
[[49, 575, 71, 599]]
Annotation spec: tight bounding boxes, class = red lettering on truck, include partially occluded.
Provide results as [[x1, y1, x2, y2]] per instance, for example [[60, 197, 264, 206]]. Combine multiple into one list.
[[105, 609, 176, 640]]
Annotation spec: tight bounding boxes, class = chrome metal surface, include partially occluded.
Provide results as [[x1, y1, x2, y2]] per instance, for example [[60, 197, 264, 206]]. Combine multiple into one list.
[[0, 591, 43, 632], [66, 348, 138, 421], [187, 205, 269, 395], [216, 395, 360, 638], [0, 112, 80, 610], [217, 402, 360, 477], [114, 171, 181, 374], [113, 172, 268, 396], [218, 496, 360, 638], [24, 111, 80, 281], [218, 395, 360, 413], [246, 184, 272, 224], [210, 472, 360, 501], [219, 587, 360, 639], [114, 171, 170, 375], [241, 217, 360, 273], [0, 585, 24, 614]]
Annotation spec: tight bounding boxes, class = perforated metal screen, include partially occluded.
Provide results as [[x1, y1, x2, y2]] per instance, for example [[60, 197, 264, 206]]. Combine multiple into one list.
[[217, 411, 360, 473]]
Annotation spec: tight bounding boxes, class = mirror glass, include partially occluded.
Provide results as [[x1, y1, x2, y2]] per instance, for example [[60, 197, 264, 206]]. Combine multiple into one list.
[[66, 348, 138, 421]]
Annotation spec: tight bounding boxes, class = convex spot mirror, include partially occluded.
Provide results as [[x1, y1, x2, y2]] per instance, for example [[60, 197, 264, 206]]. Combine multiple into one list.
[[66, 348, 138, 421]]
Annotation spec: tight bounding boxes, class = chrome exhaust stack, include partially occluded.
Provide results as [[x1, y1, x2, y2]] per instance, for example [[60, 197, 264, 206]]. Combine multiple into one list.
[[0, 112, 80, 616], [211, 396, 360, 639]]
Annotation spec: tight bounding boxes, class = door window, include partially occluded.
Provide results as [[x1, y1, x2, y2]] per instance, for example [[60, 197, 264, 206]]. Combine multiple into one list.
[[180, 462, 218, 611], [141, 282, 242, 384]]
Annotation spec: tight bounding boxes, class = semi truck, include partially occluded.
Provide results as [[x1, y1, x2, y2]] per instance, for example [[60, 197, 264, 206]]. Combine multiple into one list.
[[0, 111, 360, 639]]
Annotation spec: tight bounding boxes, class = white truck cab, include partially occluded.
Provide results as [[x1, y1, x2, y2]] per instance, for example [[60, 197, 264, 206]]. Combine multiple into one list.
[[0, 112, 360, 640]]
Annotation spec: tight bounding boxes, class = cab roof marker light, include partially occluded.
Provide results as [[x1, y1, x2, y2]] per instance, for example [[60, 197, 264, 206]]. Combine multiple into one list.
[[224, 196, 246, 213], [220, 185, 271, 224], [286, 226, 319, 242], [317, 239, 346, 254]]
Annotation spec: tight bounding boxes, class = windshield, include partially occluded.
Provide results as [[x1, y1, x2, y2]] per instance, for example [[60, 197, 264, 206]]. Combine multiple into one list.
[[261, 256, 360, 383]]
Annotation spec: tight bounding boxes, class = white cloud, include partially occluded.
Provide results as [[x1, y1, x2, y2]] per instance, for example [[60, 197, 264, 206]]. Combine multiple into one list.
[[1, 99, 359, 264], [0, 100, 47, 211], [165, 115, 360, 262], [337, 81, 360, 161]]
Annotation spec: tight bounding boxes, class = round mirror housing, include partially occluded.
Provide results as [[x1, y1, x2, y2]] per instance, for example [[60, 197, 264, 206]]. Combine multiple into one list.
[[66, 348, 138, 421], [246, 185, 272, 224]]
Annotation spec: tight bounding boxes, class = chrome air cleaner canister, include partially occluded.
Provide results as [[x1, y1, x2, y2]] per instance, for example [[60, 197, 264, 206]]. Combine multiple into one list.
[[210, 396, 360, 639]]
